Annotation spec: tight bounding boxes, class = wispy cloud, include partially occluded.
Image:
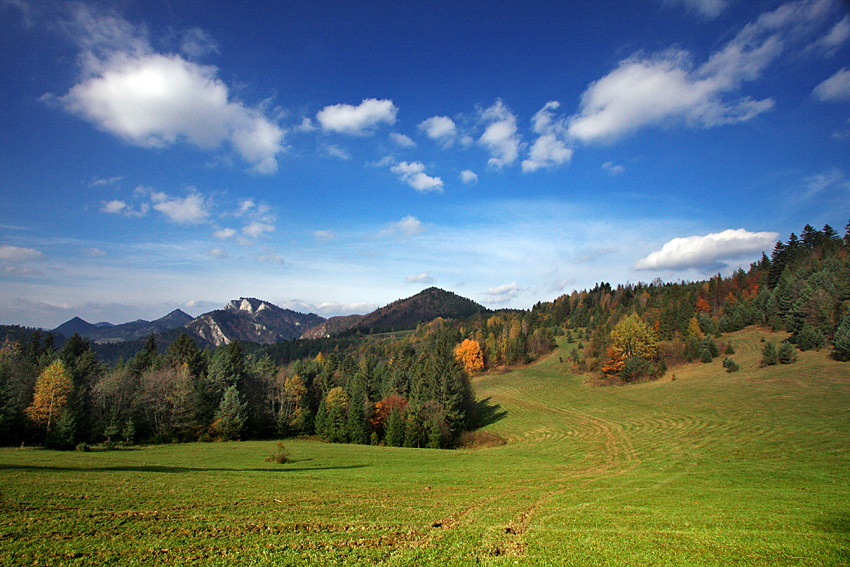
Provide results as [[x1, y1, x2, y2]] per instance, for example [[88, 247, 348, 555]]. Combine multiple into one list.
[[381, 215, 424, 236], [406, 272, 435, 284]]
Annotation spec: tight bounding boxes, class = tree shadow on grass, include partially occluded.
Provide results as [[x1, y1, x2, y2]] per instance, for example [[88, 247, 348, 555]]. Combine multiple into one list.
[[0, 463, 368, 474], [475, 397, 507, 428], [820, 512, 850, 566]]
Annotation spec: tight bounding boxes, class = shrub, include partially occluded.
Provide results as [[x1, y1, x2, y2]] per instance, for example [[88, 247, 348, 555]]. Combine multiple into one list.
[[724, 343, 735, 355], [722, 357, 739, 372], [796, 324, 826, 351], [761, 341, 778, 366], [777, 342, 797, 364], [265, 441, 289, 464], [620, 356, 653, 382]]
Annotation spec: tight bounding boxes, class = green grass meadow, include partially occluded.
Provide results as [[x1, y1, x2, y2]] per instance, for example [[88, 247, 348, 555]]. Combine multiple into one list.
[[2, 328, 849, 565]]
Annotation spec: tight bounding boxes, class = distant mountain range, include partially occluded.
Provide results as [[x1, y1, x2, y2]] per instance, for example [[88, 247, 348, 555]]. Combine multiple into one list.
[[49, 287, 488, 347]]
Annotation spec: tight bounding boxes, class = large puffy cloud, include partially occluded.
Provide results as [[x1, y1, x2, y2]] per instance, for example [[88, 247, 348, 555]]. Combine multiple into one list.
[[635, 229, 779, 271], [316, 98, 398, 135], [813, 67, 850, 101], [568, 0, 841, 143], [478, 100, 522, 168], [62, 53, 285, 174], [390, 161, 444, 192]]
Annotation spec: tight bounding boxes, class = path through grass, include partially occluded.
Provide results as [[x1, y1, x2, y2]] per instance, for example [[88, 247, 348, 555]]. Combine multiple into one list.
[[1, 328, 848, 565]]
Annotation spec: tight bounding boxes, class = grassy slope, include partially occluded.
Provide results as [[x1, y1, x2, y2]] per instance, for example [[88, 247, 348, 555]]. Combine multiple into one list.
[[1, 328, 849, 566]]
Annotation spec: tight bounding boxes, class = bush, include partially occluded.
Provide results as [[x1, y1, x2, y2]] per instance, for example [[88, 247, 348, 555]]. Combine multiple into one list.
[[265, 441, 289, 464], [620, 356, 653, 382], [761, 341, 778, 366], [724, 343, 735, 355], [777, 342, 797, 364], [722, 357, 739, 372]]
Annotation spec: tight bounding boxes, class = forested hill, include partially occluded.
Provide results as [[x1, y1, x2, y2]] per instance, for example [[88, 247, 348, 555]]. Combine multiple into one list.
[[353, 287, 487, 333]]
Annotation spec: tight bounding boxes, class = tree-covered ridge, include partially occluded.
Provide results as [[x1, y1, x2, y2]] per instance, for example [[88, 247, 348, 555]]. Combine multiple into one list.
[[1, 221, 847, 449]]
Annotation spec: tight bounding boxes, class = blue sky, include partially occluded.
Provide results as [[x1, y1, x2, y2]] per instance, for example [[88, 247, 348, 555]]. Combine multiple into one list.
[[1, 0, 849, 328]]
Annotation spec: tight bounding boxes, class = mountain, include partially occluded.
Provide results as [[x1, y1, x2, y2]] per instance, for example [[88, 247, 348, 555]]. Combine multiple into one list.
[[52, 309, 194, 343], [186, 298, 325, 347], [353, 287, 487, 332], [300, 314, 366, 339], [53, 316, 101, 338]]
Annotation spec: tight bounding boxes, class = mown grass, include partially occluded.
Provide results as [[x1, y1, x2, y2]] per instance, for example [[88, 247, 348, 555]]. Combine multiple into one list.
[[1, 327, 849, 565]]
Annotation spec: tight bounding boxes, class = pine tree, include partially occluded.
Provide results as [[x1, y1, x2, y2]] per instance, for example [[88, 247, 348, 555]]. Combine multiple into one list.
[[213, 385, 247, 441]]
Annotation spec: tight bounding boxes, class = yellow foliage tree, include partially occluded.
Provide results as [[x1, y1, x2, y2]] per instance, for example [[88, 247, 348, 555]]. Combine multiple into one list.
[[453, 339, 485, 374], [26, 359, 73, 433], [609, 313, 658, 361]]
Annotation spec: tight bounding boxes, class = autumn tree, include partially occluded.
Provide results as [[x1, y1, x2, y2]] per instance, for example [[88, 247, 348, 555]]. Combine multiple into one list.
[[26, 360, 73, 434], [453, 339, 484, 374], [603, 313, 659, 382]]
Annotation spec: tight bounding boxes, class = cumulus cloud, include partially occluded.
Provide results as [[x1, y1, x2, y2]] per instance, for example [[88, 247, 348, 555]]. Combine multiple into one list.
[[478, 100, 522, 168], [482, 282, 521, 304], [58, 7, 285, 174], [213, 228, 237, 239], [100, 199, 148, 217], [389, 132, 416, 148], [406, 272, 435, 284], [316, 98, 397, 135], [568, 1, 842, 144], [522, 102, 573, 172], [418, 115, 458, 147], [242, 221, 274, 238], [460, 169, 478, 184], [390, 161, 444, 192], [381, 215, 424, 236], [151, 191, 209, 224], [634, 228, 779, 271], [813, 67, 850, 101]]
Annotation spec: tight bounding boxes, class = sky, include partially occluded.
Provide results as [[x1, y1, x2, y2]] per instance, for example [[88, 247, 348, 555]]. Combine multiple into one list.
[[1, 0, 849, 329]]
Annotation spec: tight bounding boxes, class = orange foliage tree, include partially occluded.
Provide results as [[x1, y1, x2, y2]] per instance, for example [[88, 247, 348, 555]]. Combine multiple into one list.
[[453, 339, 484, 374]]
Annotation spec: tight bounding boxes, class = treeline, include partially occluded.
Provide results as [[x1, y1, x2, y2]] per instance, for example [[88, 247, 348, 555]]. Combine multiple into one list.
[[540, 221, 850, 381], [0, 305, 559, 449]]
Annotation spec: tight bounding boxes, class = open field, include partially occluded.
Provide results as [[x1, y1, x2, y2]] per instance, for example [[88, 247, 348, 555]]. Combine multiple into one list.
[[1, 328, 849, 565]]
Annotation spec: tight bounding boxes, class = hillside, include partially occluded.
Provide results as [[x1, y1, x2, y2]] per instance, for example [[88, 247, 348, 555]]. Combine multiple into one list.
[[2, 329, 848, 565], [353, 287, 487, 332]]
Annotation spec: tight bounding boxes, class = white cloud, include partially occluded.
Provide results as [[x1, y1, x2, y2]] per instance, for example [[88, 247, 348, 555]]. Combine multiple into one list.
[[208, 247, 228, 259], [478, 100, 522, 168], [522, 102, 573, 172], [568, 1, 841, 144], [664, 0, 728, 19], [813, 67, 850, 101], [242, 221, 275, 238], [151, 191, 209, 224], [634, 228, 779, 271], [418, 115, 458, 147], [602, 161, 625, 175], [314, 230, 335, 242], [179, 27, 219, 59], [257, 252, 285, 265], [406, 272, 435, 284], [381, 215, 424, 236], [389, 132, 416, 148], [89, 175, 122, 187], [322, 143, 352, 160], [0, 244, 44, 263], [482, 282, 521, 304], [390, 161, 444, 192], [63, 53, 284, 174], [101, 199, 148, 217], [316, 98, 397, 135], [214, 228, 237, 239], [460, 170, 478, 184], [812, 15, 850, 54]]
